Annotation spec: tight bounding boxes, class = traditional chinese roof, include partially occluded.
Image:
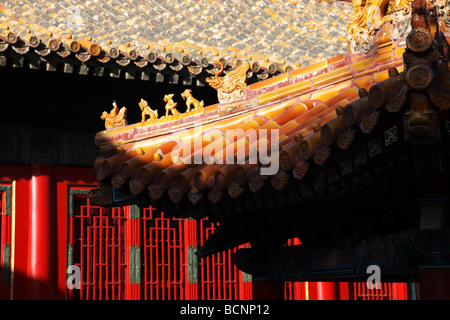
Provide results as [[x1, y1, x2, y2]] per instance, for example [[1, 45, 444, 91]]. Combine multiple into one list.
[[91, 33, 408, 204], [0, 0, 353, 82], [88, 0, 450, 259]]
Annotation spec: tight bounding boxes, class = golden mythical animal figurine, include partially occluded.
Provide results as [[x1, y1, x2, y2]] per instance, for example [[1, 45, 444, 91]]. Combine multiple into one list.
[[347, 0, 411, 52], [163, 94, 180, 117], [181, 89, 204, 112], [206, 61, 249, 104], [101, 100, 128, 129], [138, 98, 158, 122]]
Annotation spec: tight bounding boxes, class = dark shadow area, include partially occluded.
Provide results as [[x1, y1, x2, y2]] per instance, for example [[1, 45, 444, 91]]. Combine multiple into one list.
[[0, 65, 218, 134], [0, 265, 66, 300]]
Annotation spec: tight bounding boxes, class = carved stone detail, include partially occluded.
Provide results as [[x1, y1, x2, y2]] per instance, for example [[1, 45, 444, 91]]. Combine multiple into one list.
[[187, 65, 202, 75], [194, 172, 206, 191], [403, 109, 439, 140], [208, 188, 223, 203], [428, 87, 450, 110], [368, 84, 385, 109], [57, 49, 71, 58], [385, 85, 409, 112], [87, 186, 112, 206], [360, 111, 381, 134], [218, 102, 253, 116], [148, 183, 164, 201], [129, 179, 145, 195], [12, 45, 29, 55], [313, 147, 331, 166], [235, 167, 248, 186], [271, 171, 289, 191], [337, 129, 356, 150], [206, 61, 249, 104], [76, 53, 91, 62], [293, 161, 309, 180], [406, 27, 433, 52], [228, 182, 245, 199], [248, 176, 264, 193], [116, 58, 130, 67], [0, 43, 9, 52], [280, 151, 292, 172], [299, 141, 311, 159], [35, 47, 51, 56], [406, 65, 434, 89], [215, 171, 227, 190], [188, 190, 203, 204], [153, 63, 167, 71], [111, 174, 126, 190], [347, 0, 411, 52], [168, 185, 184, 203], [96, 166, 106, 182]]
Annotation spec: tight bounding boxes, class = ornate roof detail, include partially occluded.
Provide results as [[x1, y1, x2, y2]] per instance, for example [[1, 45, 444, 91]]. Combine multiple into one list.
[[87, 0, 450, 221], [0, 0, 357, 83]]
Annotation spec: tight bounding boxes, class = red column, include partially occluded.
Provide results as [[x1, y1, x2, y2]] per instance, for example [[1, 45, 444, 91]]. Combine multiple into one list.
[[27, 165, 53, 299], [252, 280, 285, 300], [309, 282, 339, 300], [419, 267, 450, 300]]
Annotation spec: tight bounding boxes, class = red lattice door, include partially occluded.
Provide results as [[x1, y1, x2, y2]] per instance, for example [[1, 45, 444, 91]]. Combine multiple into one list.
[[140, 207, 193, 299], [68, 192, 253, 300], [67, 191, 130, 300], [198, 218, 252, 300]]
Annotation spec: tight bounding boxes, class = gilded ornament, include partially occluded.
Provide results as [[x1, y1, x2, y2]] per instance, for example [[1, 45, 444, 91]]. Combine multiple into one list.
[[101, 100, 128, 129], [181, 89, 204, 112], [138, 99, 158, 122], [163, 94, 180, 117], [347, 0, 411, 52], [206, 61, 249, 104]]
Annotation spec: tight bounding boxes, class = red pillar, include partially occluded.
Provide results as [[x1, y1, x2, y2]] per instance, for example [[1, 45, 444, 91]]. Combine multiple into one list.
[[27, 165, 53, 299], [419, 267, 450, 300], [252, 280, 285, 300], [309, 282, 339, 300]]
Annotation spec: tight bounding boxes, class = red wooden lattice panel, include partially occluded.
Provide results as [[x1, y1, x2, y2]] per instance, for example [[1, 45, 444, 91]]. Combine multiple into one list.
[[68, 195, 128, 300], [140, 207, 187, 300], [67, 194, 409, 301], [198, 218, 252, 300], [352, 281, 408, 300]]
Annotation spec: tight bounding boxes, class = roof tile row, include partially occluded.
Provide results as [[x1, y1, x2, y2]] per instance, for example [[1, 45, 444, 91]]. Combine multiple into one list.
[[92, 38, 408, 206], [0, 0, 352, 71]]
